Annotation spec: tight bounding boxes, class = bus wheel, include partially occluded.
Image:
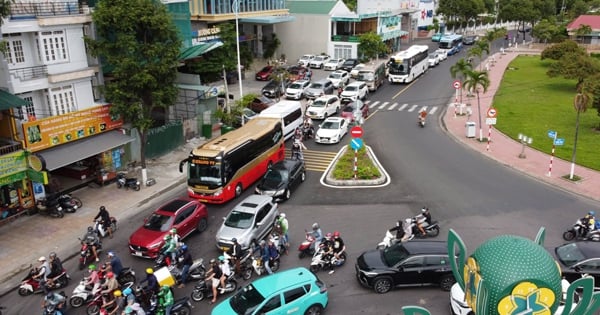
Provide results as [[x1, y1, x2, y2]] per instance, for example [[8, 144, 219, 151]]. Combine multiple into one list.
[[235, 183, 243, 197]]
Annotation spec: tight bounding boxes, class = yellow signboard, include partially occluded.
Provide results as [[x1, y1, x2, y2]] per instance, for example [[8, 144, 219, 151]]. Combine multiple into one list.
[[22, 104, 123, 152]]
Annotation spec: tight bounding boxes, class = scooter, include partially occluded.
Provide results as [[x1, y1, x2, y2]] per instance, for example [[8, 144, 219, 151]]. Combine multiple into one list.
[[158, 296, 193, 315], [57, 193, 82, 213], [563, 219, 600, 241], [85, 291, 103, 315], [43, 291, 68, 315], [78, 239, 102, 270], [36, 198, 64, 218], [298, 232, 317, 258], [376, 219, 441, 249], [116, 172, 141, 191], [69, 279, 96, 308], [116, 267, 137, 287], [310, 247, 346, 273], [224, 250, 254, 281], [249, 254, 280, 276], [190, 272, 238, 302], [418, 116, 426, 128], [93, 217, 118, 238], [168, 258, 207, 284], [18, 266, 69, 296]]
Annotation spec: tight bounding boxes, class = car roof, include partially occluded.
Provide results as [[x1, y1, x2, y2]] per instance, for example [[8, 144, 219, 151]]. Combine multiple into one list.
[[158, 199, 193, 213], [403, 241, 449, 255], [332, 70, 348, 74], [570, 241, 600, 258], [347, 81, 364, 87], [324, 117, 344, 122], [252, 267, 317, 294], [291, 80, 309, 85], [315, 95, 337, 101], [232, 195, 272, 213]]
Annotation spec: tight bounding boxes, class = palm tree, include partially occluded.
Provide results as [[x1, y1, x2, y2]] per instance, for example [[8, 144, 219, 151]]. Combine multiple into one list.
[[569, 91, 590, 179], [463, 70, 490, 142], [450, 58, 473, 104], [467, 46, 483, 71], [483, 28, 506, 52], [474, 40, 490, 69]]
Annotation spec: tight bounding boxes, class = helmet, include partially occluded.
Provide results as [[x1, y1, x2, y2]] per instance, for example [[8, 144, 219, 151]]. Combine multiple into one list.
[[181, 244, 188, 251], [146, 268, 154, 274], [210, 258, 216, 264], [333, 231, 340, 238], [89, 264, 96, 271], [312, 223, 319, 230], [87, 226, 94, 232], [46, 292, 54, 300], [589, 211, 596, 216], [124, 306, 133, 314], [259, 240, 266, 246], [38, 256, 46, 262], [100, 206, 106, 211], [122, 287, 133, 296], [232, 238, 238, 243], [161, 285, 170, 291], [107, 251, 115, 257], [325, 232, 333, 239], [422, 207, 428, 213], [170, 228, 177, 234], [106, 272, 114, 278], [280, 213, 286, 218], [218, 255, 225, 262], [49, 252, 57, 259], [113, 290, 122, 297]]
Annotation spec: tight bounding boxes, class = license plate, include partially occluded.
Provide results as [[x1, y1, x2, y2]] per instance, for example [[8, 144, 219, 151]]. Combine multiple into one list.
[[134, 251, 142, 257], [199, 199, 208, 203]]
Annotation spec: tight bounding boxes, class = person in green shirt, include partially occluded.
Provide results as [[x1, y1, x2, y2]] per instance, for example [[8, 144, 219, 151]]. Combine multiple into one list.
[[278, 213, 289, 252], [158, 285, 174, 315]]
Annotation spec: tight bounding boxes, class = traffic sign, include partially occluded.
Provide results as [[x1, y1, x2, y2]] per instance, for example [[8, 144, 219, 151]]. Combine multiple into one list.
[[547, 130, 556, 139], [554, 138, 565, 146], [486, 108, 497, 118], [453, 80, 461, 90], [350, 126, 364, 138], [485, 117, 497, 125], [350, 138, 364, 150]]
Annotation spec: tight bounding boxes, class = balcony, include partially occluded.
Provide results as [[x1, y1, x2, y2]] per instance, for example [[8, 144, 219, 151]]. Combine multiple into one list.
[[10, 66, 48, 81], [331, 35, 361, 42], [0, 139, 23, 156], [9, 1, 85, 20]]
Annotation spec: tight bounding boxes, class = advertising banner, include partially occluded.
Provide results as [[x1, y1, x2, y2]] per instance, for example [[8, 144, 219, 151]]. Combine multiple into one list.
[[0, 151, 28, 178], [22, 104, 123, 152]]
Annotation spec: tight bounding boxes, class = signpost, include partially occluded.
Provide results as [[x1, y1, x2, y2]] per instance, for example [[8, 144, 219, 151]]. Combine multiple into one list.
[[485, 108, 498, 151], [350, 126, 364, 138], [350, 127, 364, 179], [547, 130, 558, 176], [453, 80, 461, 117]]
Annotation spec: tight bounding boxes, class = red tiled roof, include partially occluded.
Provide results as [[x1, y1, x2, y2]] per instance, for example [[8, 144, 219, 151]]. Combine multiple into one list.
[[567, 15, 600, 31]]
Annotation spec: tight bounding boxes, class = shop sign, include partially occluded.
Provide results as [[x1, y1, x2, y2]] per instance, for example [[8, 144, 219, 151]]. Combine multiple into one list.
[[378, 16, 401, 35], [27, 169, 48, 185], [0, 151, 28, 178], [0, 171, 26, 186], [22, 104, 123, 152]]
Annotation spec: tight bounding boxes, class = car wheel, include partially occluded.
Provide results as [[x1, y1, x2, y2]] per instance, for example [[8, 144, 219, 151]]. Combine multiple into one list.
[[310, 264, 321, 273], [242, 267, 253, 280], [440, 275, 455, 291], [373, 276, 393, 294], [235, 183, 243, 197], [196, 218, 208, 233], [300, 171, 306, 182], [304, 304, 324, 315], [272, 259, 280, 272], [284, 189, 291, 200]]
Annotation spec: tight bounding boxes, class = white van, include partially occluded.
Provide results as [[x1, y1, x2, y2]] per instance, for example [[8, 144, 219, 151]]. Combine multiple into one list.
[[259, 100, 303, 140]]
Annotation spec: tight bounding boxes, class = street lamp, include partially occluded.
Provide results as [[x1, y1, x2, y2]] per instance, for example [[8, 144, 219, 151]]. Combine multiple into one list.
[[518, 133, 533, 159], [232, 0, 243, 99]]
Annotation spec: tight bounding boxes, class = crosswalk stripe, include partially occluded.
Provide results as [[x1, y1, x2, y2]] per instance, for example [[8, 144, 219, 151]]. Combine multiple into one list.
[[369, 101, 380, 109], [378, 102, 389, 110], [420, 106, 428, 112], [398, 104, 408, 111], [429, 106, 438, 114], [387, 103, 398, 110], [408, 105, 418, 112]]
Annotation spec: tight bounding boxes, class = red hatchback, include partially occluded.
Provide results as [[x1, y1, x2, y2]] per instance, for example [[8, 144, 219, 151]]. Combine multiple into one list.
[[255, 66, 275, 81], [128, 198, 208, 258]]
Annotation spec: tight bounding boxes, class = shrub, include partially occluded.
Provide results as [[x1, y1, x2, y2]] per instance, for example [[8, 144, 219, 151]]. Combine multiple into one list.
[[332, 144, 381, 180]]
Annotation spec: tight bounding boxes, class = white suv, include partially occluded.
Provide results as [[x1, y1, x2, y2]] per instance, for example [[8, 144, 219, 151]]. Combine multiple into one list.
[[306, 95, 341, 119], [340, 81, 368, 102], [285, 80, 310, 100], [327, 70, 350, 88], [309, 55, 331, 69], [298, 54, 316, 67]]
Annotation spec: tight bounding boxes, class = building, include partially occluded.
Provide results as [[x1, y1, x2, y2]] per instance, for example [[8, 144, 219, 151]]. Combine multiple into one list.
[[567, 15, 600, 44]]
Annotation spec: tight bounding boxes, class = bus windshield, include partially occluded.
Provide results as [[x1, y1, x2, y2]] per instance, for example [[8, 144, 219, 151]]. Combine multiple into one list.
[[188, 161, 223, 186], [389, 61, 409, 75], [357, 71, 374, 81]]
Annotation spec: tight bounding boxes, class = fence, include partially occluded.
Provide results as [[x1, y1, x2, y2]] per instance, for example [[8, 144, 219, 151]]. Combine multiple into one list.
[[144, 121, 184, 159]]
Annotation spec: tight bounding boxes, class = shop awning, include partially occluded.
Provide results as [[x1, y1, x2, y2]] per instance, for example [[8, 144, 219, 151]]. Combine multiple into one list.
[[0, 90, 31, 110], [178, 41, 223, 60], [38, 131, 135, 171], [239, 15, 295, 24]]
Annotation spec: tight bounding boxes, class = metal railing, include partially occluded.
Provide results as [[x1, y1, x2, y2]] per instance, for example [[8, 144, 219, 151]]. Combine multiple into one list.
[[0, 142, 23, 156], [331, 35, 361, 42], [10, 65, 48, 81], [10, 1, 84, 19]]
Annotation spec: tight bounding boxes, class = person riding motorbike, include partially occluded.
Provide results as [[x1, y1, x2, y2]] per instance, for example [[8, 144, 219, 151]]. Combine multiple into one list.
[[205, 259, 222, 305], [227, 238, 243, 277], [94, 206, 113, 239], [291, 138, 307, 161], [104, 289, 124, 315], [177, 244, 193, 288], [141, 268, 159, 296], [158, 285, 174, 315], [320, 233, 334, 262], [218, 255, 231, 293], [122, 287, 136, 307], [418, 108, 427, 125], [301, 116, 314, 139], [106, 251, 123, 277], [310, 223, 324, 252], [417, 207, 432, 236], [581, 211, 596, 236], [41, 292, 66, 314], [331, 231, 346, 262], [46, 252, 63, 287], [160, 234, 178, 266], [32, 256, 51, 294], [82, 226, 101, 262], [85, 264, 102, 295], [277, 213, 289, 252], [101, 271, 119, 295]]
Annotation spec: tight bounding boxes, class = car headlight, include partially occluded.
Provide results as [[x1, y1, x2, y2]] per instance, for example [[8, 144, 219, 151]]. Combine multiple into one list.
[[361, 270, 379, 276], [275, 189, 286, 196], [214, 189, 223, 196]]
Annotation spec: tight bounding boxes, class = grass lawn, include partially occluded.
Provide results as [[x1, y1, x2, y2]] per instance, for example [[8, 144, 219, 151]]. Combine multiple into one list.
[[492, 55, 600, 171], [332, 145, 381, 180]]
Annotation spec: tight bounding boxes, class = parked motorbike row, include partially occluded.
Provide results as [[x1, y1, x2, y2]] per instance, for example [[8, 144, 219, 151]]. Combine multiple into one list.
[[35, 193, 83, 219]]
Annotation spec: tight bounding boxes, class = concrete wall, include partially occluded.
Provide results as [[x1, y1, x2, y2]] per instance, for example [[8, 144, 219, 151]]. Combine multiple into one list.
[[276, 14, 330, 62]]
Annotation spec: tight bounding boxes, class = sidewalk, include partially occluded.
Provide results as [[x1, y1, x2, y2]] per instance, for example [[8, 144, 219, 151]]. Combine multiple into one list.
[[442, 49, 600, 203]]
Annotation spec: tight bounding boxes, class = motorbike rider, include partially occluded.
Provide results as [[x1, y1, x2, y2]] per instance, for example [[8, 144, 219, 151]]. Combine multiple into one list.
[[104, 289, 123, 315], [291, 137, 307, 161], [400, 218, 414, 242], [417, 207, 432, 236], [331, 231, 346, 263], [302, 116, 314, 139], [122, 287, 136, 306], [581, 211, 596, 236], [41, 291, 66, 314], [94, 206, 113, 239], [158, 285, 174, 315], [124, 304, 147, 315], [82, 225, 101, 262], [418, 108, 427, 124], [309, 223, 324, 252], [85, 264, 102, 295], [228, 238, 243, 277], [205, 258, 223, 305], [100, 292, 116, 315], [177, 244, 193, 288], [160, 234, 178, 266], [46, 252, 63, 287], [101, 271, 119, 295], [218, 255, 232, 293], [140, 268, 159, 296], [32, 256, 51, 293], [106, 251, 123, 277], [276, 213, 289, 252], [256, 240, 275, 275]]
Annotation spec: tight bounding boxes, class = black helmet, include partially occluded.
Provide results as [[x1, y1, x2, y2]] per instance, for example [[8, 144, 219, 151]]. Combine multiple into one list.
[[87, 226, 94, 232], [100, 206, 106, 211], [46, 292, 53, 300], [49, 252, 57, 259], [232, 238, 237, 243]]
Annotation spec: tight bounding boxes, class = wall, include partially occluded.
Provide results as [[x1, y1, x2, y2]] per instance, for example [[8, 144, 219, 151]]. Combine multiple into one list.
[[276, 14, 330, 62]]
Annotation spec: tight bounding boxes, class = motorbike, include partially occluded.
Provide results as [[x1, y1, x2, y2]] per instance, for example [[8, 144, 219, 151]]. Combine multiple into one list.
[[154, 296, 192, 315], [418, 116, 426, 128], [116, 267, 137, 287], [309, 247, 346, 273], [93, 217, 118, 238], [298, 232, 317, 258], [301, 123, 314, 140], [190, 272, 238, 302], [69, 279, 96, 308], [116, 172, 141, 191], [563, 219, 600, 241], [18, 266, 69, 296], [43, 291, 68, 315], [85, 291, 103, 315], [78, 239, 102, 270], [270, 232, 287, 256], [56, 193, 82, 213], [36, 198, 64, 218], [224, 250, 254, 281], [249, 254, 280, 276], [377, 218, 440, 249], [168, 258, 207, 284]]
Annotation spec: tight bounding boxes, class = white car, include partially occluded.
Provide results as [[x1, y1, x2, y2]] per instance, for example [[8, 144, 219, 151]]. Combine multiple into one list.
[[350, 64, 365, 78], [298, 54, 316, 67], [428, 52, 441, 67], [309, 55, 331, 69], [315, 117, 348, 144], [285, 80, 311, 100], [435, 49, 448, 61], [306, 95, 341, 120], [327, 70, 350, 88], [340, 81, 368, 101], [323, 58, 345, 71]]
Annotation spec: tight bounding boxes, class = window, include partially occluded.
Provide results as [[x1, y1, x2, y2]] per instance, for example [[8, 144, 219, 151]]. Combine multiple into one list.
[[255, 203, 272, 223], [425, 255, 449, 266], [258, 295, 281, 313], [401, 256, 425, 269], [283, 286, 306, 304], [47, 85, 76, 115], [38, 30, 68, 63], [3, 34, 25, 64], [175, 205, 196, 224], [333, 44, 352, 59], [283, 109, 302, 126]]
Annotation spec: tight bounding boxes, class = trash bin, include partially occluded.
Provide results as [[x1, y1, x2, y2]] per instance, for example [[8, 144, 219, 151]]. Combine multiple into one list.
[[202, 124, 212, 139], [466, 121, 476, 138]]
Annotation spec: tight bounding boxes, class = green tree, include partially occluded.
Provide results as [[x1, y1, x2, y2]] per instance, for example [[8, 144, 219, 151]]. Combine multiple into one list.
[[469, 40, 490, 70], [0, 0, 12, 53], [463, 70, 490, 142], [438, 0, 485, 32], [571, 0, 590, 18], [547, 52, 600, 89], [86, 0, 181, 181], [450, 58, 473, 103], [342, 0, 356, 11], [262, 33, 280, 60], [482, 28, 506, 53], [569, 91, 590, 179], [358, 32, 388, 61], [580, 73, 600, 128], [532, 18, 560, 43], [575, 24, 592, 43], [540, 40, 586, 60]]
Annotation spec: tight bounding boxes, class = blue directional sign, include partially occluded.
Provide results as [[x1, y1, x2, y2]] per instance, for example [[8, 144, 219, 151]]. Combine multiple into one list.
[[547, 130, 556, 139], [350, 138, 363, 150], [554, 138, 565, 146]]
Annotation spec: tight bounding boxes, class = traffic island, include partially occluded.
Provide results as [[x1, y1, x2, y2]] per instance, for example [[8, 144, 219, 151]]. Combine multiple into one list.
[[321, 145, 389, 187]]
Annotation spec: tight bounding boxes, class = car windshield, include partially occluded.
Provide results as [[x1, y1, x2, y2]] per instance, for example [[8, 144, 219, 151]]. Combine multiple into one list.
[[300, 55, 311, 60], [328, 73, 342, 79], [230, 284, 265, 314], [310, 83, 323, 89], [321, 121, 339, 129], [357, 72, 373, 81], [224, 211, 255, 229], [382, 243, 410, 266], [555, 243, 586, 266], [263, 168, 287, 184], [429, 53, 437, 59], [345, 86, 358, 92], [259, 66, 270, 73], [342, 105, 355, 113], [289, 83, 304, 89], [311, 100, 327, 107], [343, 61, 356, 66], [144, 213, 174, 232]]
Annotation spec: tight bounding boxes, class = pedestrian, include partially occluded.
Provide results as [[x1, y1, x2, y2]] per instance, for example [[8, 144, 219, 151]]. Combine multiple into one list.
[[277, 213, 289, 253], [229, 238, 243, 277]]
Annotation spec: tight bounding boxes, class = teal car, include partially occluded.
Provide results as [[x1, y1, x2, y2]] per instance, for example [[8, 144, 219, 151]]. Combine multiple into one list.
[[211, 267, 329, 315], [431, 32, 443, 42]]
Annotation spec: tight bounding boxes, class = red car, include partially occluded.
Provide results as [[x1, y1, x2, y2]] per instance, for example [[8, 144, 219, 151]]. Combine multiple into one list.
[[288, 66, 311, 82], [255, 66, 275, 81], [128, 198, 208, 258], [341, 100, 369, 123]]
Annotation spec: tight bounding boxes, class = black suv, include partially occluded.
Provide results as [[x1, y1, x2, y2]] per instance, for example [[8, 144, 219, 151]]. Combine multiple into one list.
[[340, 59, 360, 72], [262, 79, 291, 98], [355, 241, 455, 294], [255, 159, 306, 201]]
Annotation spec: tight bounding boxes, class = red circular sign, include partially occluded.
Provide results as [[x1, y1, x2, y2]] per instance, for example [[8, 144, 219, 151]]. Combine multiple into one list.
[[453, 80, 461, 89], [350, 126, 364, 138]]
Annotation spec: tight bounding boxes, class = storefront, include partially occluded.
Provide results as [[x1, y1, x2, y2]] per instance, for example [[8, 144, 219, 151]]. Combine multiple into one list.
[[0, 150, 47, 220]]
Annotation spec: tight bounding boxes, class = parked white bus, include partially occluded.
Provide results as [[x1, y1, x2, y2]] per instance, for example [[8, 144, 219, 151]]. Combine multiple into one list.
[[356, 59, 387, 91], [388, 45, 429, 84]]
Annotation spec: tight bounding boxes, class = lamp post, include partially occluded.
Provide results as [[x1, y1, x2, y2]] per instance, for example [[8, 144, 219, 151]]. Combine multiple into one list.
[[518, 133, 532, 159], [232, 0, 244, 124]]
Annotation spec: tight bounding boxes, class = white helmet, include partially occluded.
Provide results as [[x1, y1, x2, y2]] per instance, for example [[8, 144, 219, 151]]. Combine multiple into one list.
[[38, 256, 46, 262], [280, 213, 286, 218]]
